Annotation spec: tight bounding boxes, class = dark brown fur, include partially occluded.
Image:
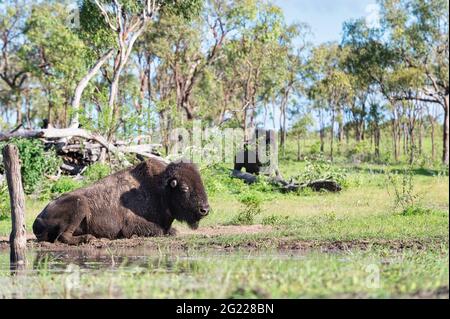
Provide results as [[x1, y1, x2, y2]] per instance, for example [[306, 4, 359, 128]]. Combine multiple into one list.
[[32, 158, 210, 245], [234, 129, 275, 175]]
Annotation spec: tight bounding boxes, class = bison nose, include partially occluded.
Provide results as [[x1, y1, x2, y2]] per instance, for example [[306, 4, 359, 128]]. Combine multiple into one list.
[[199, 205, 210, 216]]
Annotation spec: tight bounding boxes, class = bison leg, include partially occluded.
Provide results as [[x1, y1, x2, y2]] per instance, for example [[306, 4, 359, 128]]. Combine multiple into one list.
[[166, 227, 177, 236], [56, 198, 95, 245], [121, 214, 165, 238], [59, 233, 95, 245]]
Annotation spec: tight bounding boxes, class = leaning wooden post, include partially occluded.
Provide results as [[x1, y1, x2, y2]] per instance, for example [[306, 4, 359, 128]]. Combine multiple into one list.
[[2, 144, 26, 272]]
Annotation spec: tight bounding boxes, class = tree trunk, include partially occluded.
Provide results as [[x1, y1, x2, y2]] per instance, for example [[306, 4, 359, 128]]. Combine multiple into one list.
[[443, 95, 449, 165], [402, 123, 407, 156], [2, 144, 26, 273], [392, 119, 399, 162], [418, 117, 423, 156], [338, 109, 344, 143], [330, 108, 335, 162], [374, 125, 380, 160], [107, 63, 124, 140], [320, 128, 325, 153], [297, 134, 301, 161], [70, 49, 114, 128], [15, 97, 22, 126], [431, 116, 436, 160], [47, 100, 53, 126], [409, 127, 415, 165]]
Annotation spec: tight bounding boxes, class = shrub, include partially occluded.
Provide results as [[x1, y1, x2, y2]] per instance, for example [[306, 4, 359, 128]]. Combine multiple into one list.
[[297, 156, 348, 188], [51, 177, 83, 197], [309, 141, 322, 156], [386, 167, 429, 216], [400, 205, 433, 216], [0, 139, 61, 194], [83, 163, 111, 185], [262, 214, 289, 226], [229, 192, 263, 225], [201, 164, 247, 196], [346, 140, 371, 162]]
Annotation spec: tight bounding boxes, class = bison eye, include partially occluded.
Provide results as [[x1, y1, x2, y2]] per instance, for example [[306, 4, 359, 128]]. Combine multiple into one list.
[[170, 179, 178, 188]]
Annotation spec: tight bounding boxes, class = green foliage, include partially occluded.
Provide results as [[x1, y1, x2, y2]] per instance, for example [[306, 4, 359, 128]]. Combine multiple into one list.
[[309, 141, 322, 156], [400, 205, 433, 217], [386, 167, 429, 216], [297, 156, 348, 188], [202, 164, 247, 196], [0, 139, 62, 195], [83, 163, 112, 185], [0, 183, 10, 221], [262, 214, 289, 226], [347, 140, 372, 162], [50, 177, 83, 197], [230, 192, 263, 225]]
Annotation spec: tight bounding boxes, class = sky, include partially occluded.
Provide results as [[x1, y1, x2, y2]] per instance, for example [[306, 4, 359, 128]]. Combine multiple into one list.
[[274, 0, 380, 45], [259, 1, 381, 130]]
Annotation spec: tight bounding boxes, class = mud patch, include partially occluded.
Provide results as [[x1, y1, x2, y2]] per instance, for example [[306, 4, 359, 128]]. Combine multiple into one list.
[[178, 224, 272, 237], [0, 226, 447, 253]]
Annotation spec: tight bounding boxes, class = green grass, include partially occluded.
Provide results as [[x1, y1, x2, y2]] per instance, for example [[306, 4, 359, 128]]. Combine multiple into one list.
[[0, 245, 447, 298], [0, 158, 448, 299]]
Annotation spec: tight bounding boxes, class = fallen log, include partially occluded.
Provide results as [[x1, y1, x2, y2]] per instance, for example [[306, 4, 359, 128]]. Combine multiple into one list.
[[306, 179, 342, 192], [230, 170, 342, 193], [231, 169, 258, 184]]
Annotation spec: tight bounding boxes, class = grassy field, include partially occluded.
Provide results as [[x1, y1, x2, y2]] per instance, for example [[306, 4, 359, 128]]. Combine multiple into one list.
[[0, 157, 448, 298]]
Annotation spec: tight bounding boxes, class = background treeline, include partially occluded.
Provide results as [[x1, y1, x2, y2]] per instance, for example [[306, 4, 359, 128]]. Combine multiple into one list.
[[0, 0, 448, 166]]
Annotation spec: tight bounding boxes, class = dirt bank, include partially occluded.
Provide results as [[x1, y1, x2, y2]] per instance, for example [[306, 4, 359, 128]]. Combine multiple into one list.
[[0, 224, 446, 253]]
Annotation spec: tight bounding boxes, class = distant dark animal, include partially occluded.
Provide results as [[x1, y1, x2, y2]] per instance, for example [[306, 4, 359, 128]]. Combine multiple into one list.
[[32, 158, 210, 245], [234, 146, 262, 175], [233, 129, 275, 175]]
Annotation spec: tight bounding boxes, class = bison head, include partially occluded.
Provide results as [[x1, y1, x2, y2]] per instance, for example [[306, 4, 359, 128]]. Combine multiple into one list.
[[164, 162, 210, 229]]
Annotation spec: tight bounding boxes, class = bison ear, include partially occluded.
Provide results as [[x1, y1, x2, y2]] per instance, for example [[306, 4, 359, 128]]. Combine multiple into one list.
[[169, 179, 178, 188]]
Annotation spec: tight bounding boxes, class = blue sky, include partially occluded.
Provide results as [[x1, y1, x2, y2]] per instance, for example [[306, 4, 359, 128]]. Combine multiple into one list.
[[274, 0, 379, 44]]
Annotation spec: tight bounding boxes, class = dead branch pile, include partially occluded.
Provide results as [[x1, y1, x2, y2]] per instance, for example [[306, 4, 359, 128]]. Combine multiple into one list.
[[0, 128, 164, 175]]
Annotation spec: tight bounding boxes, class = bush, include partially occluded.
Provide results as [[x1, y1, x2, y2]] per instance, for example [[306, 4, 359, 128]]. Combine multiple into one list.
[[229, 192, 263, 225], [386, 167, 431, 216], [201, 164, 247, 196], [346, 140, 371, 162], [262, 214, 289, 226], [400, 205, 433, 216], [83, 163, 111, 185], [39, 177, 83, 201], [0, 139, 61, 194], [309, 141, 322, 156], [297, 156, 348, 188], [51, 177, 83, 197]]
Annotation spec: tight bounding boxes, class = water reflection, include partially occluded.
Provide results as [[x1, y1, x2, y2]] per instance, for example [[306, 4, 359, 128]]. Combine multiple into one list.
[[1, 247, 305, 275]]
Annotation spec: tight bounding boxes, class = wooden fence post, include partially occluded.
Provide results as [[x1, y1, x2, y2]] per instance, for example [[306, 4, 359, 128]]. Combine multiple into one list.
[[2, 144, 26, 271]]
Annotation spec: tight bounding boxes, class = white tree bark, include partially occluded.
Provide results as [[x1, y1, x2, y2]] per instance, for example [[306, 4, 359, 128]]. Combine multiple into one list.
[[70, 49, 114, 128]]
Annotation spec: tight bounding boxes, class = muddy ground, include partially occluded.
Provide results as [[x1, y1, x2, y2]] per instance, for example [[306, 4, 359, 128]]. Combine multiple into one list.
[[0, 224, 444, 253]]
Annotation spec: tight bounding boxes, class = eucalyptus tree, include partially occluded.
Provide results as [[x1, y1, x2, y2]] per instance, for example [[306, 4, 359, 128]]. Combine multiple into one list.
[[23, 2, 88, 127], [307, 43, 353, 161], [0, 1, 29, 126], [77, 0, 202, 139], [378, 0, 449, 164], [291, 112, 314, 161]]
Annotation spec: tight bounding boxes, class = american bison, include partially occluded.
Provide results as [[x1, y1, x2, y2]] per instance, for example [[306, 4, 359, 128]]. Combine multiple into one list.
[[234, 130, 275, 175], [32, 158, 210, 245], [234, 146, 262, 175]]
